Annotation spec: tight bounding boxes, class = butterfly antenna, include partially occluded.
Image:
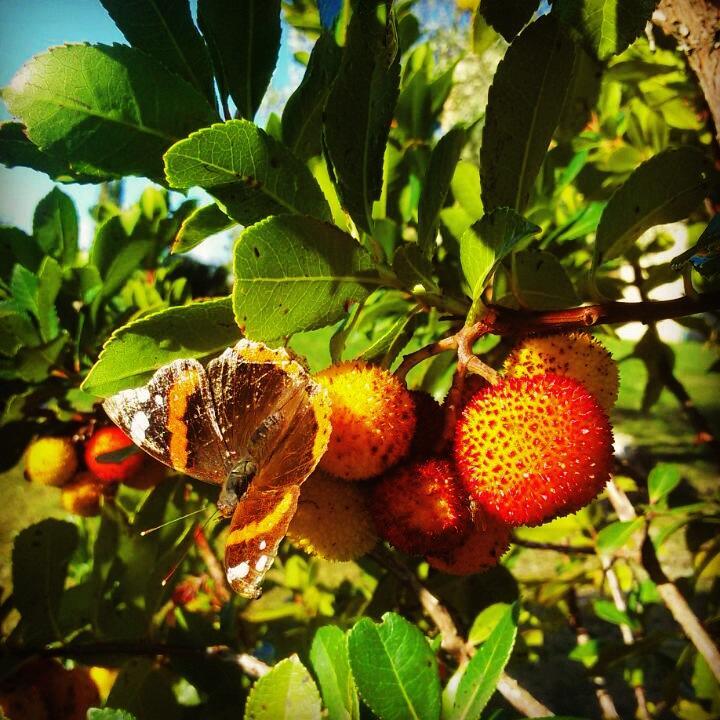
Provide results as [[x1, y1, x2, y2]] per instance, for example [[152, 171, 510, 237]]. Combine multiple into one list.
[[139, 505, 211, 536]]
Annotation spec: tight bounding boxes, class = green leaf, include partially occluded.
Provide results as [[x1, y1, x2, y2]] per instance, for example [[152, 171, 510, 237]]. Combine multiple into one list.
[[451, 162, 483, 221], [450, 604, 517, 720], [554, 0, 656, 61], [324, 0, 400, 234], [245, 655, 322, 720], [480, 0, 539, 41], [596, 518, 644, 554], [0, 302, 39, 356], [417, 126, 467, 258], [0, 225, 42, 280], [282, 33, 342, 161], [198, 0, 281, 120], [393, 245, 439, 294], [88, 710, 138, 720], [347, 612, 441, 720], [310, 626, 360, 720], [89, 216, 154, 307], [460, 208, 540, 299], [648, 464, 681, 505], [172, 203, 235, 254], [0, 121, 96, 182], [467, 602, 511, 645], [360, 311, 421, 369], [33, 187, 78, 266], [592, 599, 639, 630], [233, 215, 378, 341], [481, 16, 576, 212], [511, 250, 578, 310], [4, 43, 217, 181], [10, 258, 62, 342], [671, 214, 720, 277], [99, 0, 215, 106], [107, 658, 181, 720], [82, 297, 240, 396], [594, 147, 714, 266], [1, 332, 68, 383], [164, 120, 331, 225], [12, 519, 78, 643]]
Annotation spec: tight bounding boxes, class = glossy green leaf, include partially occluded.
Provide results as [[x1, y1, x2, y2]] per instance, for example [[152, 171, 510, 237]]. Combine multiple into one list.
[[481, 16, 576, 212], [511, 249, 579, 310], [449, 604, 517, 720], [233, 215, 378, 341], [0, 121, 96, 182], [282, 33, 342, 161], [593, 599, 639, 630], [172, 203, 235, 254], [324, 0, 400, 233], [594, 147, 714, 266], [596, 518, 644, 554], [418, 126, 467, 258], [198, 0, 281, 120], [12, 519, 78, 643], [0, 303, 39, 356], [360, 311, 421, 369], [554, 0, 656, 61], [10, 258, 62, 342], [480, 0, 539, 41], [244, 656, 322, 720], [82, 297, 240, 396], [310, 626, 360, 720], [87, 710, 138, 720], [468, 602, 511, 645], [4, 44, 217, 181], [460, 208, 540, 299], [33, 187, 78, 266], [348, 612, 441, 720], [99, 0, 215, 105], [164, 120, 331, 225], [451, 162, 483, 221], [0, 226, 42, 280], [648, 464, 681, 504]]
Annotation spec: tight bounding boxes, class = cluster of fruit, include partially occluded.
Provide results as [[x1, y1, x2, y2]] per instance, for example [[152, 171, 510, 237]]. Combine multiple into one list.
[[23, 425, 166, 516], [289, 331, 618, 575], [0, 658, 115, 720]]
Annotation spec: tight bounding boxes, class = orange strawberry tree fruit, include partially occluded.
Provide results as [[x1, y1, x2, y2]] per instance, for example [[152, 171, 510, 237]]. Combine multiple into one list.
[[1, 1, 719, 718]]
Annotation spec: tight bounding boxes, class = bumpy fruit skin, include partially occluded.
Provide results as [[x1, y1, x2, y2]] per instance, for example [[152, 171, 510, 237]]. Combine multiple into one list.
[[370, 458, 472, 556], [85, 426, 145, 483], [455, 374, 614, 526], [288, 470, 377, 560], [24, 436, 78, 487], [503, 331, 619, 413], [427, 514, 511, 575], [61, 472, 103, 517], [316, 361, 415, 480]]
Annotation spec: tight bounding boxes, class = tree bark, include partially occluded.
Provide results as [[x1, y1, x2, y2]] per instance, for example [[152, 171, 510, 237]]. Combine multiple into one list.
[[654, 0, 720, 144]]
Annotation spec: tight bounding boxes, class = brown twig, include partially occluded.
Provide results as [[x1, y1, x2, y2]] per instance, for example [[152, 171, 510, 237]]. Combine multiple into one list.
[[566, 588, 620, 720], [6, 642, 270, 679], [371, 547, 554, 717], [606, 479, 720, 683]]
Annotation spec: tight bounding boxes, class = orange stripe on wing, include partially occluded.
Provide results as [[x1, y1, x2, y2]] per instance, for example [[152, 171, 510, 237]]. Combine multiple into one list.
[[167, 368, 201, 471]]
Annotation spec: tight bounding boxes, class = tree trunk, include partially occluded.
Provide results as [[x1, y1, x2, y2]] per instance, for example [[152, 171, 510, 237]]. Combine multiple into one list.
[[654, 0, 720, 144]]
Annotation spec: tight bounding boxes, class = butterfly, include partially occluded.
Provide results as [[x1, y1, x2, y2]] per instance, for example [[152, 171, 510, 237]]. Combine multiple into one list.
[[103, 339, 332, 599]]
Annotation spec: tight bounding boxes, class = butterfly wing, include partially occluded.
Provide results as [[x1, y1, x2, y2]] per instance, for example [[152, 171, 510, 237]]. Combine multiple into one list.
[[207, 340, 332, 596], [103, 359, 230, 485]]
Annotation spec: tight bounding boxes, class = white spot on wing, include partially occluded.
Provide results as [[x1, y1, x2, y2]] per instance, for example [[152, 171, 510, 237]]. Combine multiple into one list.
[[154, 394, 164, 406], [227, 561, 250, 582], [130, 412, 150, 444], [255, 555, 269, 572], [136, 387, 151, 403], [259, 539, 267, 550]]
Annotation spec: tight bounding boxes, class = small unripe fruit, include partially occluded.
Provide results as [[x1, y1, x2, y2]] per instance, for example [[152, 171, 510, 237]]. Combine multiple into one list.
[[370, 458, 472, 556], [61, 472, 103, 517], [85, 426, 145, 483], [503, 331, 619, 413], [24, 436, 78, 487], [288, 470, 377, 560], [455, 374, 613, 526], [316, 361, 415, 480], [427, 514, 511, 575]]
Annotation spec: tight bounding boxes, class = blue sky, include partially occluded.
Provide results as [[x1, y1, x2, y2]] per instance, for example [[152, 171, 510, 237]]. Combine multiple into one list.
[[0, 0, 295, 257]]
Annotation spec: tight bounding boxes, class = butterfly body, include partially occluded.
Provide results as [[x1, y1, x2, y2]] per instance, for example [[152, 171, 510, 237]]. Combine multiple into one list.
[[103, 340, 332, 599]]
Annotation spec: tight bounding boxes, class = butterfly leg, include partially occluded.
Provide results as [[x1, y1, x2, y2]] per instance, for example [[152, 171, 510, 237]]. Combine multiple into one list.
[[218, 458, 256, 518]]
